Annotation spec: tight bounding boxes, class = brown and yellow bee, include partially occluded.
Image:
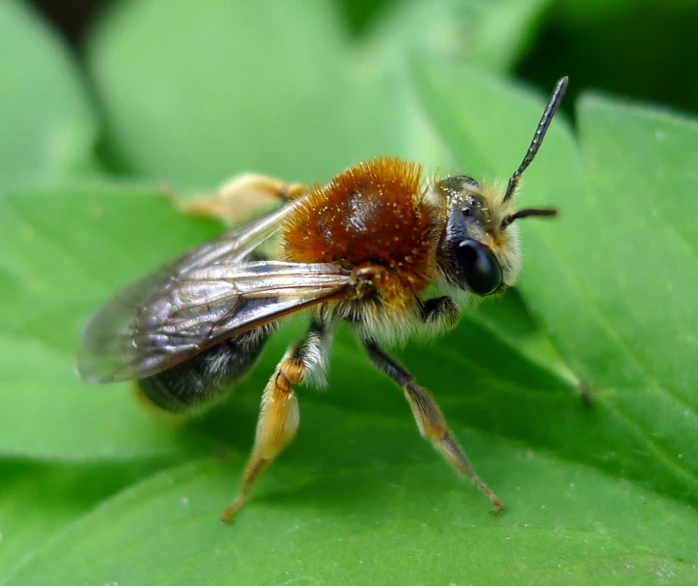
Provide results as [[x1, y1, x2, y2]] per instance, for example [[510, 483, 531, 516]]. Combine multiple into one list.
[[77, 77, 567, 521]]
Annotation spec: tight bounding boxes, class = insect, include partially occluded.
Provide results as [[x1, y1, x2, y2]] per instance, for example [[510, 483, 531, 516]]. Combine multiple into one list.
[[77, 77, 567, 521]]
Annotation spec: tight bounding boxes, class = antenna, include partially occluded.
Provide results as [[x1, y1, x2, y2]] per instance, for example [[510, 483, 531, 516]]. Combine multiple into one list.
[[502, 77, 568, 203], [500, 207, 557, 229]]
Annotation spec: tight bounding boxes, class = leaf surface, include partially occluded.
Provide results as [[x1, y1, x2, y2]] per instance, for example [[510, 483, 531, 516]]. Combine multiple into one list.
[[0, 1, 98, 187]]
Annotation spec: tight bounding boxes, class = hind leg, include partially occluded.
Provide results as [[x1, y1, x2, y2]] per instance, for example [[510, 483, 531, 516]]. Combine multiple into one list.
[[178, 174, 307, 227], [221, 320, 329, 521]]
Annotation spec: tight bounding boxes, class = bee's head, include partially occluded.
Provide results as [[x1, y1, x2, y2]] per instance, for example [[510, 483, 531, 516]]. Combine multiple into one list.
[[435, 76, 568, 297]]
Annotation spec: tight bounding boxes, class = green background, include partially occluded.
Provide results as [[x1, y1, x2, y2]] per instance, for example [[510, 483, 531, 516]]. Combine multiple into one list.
[[1, 0, 697, 584]]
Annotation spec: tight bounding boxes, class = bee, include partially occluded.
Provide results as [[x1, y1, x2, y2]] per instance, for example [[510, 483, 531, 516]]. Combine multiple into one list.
[[77, 77, 568, 521]]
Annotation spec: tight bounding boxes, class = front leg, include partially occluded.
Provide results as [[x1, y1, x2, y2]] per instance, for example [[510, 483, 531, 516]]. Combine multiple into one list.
[[363, 339, 503, 512], [420, 296, 461, 335]]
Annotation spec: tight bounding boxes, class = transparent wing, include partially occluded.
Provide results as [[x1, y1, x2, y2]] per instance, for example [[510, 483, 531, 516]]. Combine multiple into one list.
[[77, 203, 353, 383], [140, 198, 298, 275]]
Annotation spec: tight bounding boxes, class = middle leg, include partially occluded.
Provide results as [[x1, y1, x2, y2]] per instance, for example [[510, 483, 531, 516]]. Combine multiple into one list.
[[363, 338, 503, 512]]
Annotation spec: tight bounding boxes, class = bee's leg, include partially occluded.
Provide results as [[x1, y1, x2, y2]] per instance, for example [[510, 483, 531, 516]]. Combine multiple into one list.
[[177, 174, 307, 227], [363, 339, 503, 512], [221, 320, 329, 522], [420, 296, 461, 333]]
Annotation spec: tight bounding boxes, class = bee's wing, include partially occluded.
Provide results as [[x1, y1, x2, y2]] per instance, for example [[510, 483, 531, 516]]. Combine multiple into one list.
[[77, 202, 354, 383], [150, 198, 298, 274]]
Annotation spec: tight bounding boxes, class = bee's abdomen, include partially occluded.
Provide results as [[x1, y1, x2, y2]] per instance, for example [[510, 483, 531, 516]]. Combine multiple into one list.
[[137, 324, 275, 413]]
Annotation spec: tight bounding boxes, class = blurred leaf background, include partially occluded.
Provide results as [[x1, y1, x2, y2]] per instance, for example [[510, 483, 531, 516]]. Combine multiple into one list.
[[1, 0, 697, 584]]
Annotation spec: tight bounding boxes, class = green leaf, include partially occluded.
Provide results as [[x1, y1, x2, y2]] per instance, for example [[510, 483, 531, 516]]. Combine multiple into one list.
[[557, 0, 697, 20], [5, 66, 698, 580], [5, 450, 697, 584], [527, 94, 698, 500], [87, 0, 429, 186], [86, 0, 550, 187], [413, 57, 698, 553], [0, 460, 157, 577], [0, 184, 223, 459], [466, 0, 553, 70], [0, 1, 98, 187], [361, 0, 553, 71], [5, 2, 697, 582]]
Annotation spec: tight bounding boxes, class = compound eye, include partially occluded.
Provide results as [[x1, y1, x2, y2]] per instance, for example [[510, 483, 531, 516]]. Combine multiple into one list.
[[457, 239, 502, 296]]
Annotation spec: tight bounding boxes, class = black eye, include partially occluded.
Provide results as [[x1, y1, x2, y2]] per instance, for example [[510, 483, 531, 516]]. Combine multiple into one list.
[[456, 240, 502, 296]]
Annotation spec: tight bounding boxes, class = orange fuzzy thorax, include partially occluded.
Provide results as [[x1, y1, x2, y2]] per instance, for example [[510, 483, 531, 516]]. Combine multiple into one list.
[[283, 157, 438, 298]]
